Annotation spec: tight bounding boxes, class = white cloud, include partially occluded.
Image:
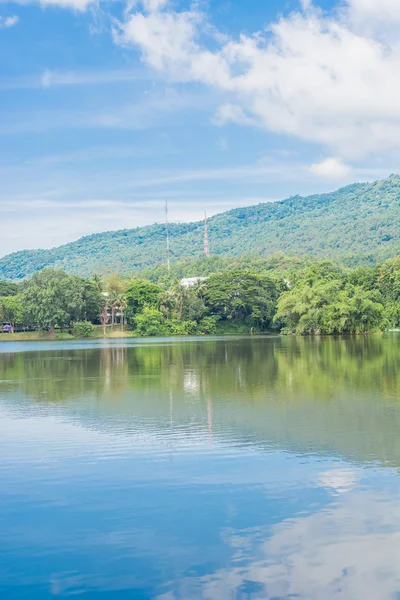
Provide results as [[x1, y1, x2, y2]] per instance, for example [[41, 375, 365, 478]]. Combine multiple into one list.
[[142, 0, 168, 11], [40, 69, 52, 87], [8, 0, 95, 11], [0, 15, 19, 28], [1, 68, 147, 91], [212, 103, 256, 127], [310, 157, 353, 179], [115, 0, 400, 162], [348, 0, 400, 22], [39, 0, 95, 9]]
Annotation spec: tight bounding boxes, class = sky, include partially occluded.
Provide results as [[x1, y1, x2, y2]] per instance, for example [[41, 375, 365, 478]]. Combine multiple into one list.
[[1, 0, 400, 257]]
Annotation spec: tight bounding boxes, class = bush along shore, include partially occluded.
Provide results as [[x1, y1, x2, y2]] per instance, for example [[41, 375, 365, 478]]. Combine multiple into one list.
[[2, 254, 400, 338]]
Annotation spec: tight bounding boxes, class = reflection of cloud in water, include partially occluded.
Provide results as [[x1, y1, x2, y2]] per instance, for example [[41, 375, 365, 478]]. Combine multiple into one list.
[[317, 468, 359, 494], [156, 491, 400, 600], [183, 370, 201, 394]]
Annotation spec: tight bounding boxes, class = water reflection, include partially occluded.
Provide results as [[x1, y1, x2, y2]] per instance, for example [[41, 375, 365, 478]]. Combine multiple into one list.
[[2, 335, 400, 467], [165, 486, 400, 600], [1, 335, 400, 599]]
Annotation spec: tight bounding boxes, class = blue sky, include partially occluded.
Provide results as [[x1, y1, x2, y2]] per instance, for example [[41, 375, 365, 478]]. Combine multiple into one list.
[[1, 0, 399, 256]]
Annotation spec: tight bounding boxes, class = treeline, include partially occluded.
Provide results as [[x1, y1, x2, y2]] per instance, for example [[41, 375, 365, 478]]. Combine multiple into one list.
[[2, 254, 400, 336]]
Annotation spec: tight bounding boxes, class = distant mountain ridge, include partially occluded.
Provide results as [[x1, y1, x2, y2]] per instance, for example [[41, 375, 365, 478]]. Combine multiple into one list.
[[2, 174, 400, 280]]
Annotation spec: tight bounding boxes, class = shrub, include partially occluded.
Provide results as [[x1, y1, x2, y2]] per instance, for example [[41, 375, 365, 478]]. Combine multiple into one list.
[[196, 316, 219, 335], [135, 307, 165, 336], [73, 321, 95, 337], [167, 320, 197, 335]]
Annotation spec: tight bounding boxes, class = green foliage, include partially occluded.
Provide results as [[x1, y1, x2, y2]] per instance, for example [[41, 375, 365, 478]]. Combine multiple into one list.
[[203, 270, 283, 328], [0, 295, 24, 332], [104, 273, 128, 326], [276, 278, 384, 335], [377, 257, 400, 302], [5, 175, 400, 280], [73, 321, 95, 337], [0, 281, 18, 296], [167, 320, 197, 336], [125, 279, 162, 323], [196, 316, 219, 335], [5, 252, 400, 338], [293, 260, 345, 287], [21, 269, 104, 332], [140, 253, 315, 285], [134, 307, 165, 337], [347, 266, 379, 291]]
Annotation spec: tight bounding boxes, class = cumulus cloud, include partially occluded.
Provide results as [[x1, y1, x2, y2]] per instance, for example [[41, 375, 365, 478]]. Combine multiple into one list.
[[310, 157, 353, 179], [0, 15, 19, 28], [115, 0, 400, 162], [348, 0, 400, 22]]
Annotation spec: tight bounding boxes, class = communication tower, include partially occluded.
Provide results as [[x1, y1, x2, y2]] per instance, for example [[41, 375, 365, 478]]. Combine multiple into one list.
[[165, 200, 171, 276], [204, 211, 209, 257]]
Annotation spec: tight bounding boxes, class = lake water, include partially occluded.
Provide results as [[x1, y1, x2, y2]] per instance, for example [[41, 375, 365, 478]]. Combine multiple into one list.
[[1, 335, 400, 599]]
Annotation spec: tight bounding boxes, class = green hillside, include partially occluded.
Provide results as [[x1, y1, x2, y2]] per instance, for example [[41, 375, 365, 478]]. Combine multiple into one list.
[[2, 174, 400, 280]]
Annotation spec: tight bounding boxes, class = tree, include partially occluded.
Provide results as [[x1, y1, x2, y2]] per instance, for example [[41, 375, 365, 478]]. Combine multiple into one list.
[[0, 295, 24, 333], [341, 288, 384, 334], [135, 307, 165, 336], [73, 321, 95, 338], [203, 270, 282, 329], [0, 281, 18, 296], [100, 304, 110, 337], [105, 273, 127, 326], [275, 280, 340, 334], [167, 280, 206, 322], [169, 280, 188, 320], [92, 274, 103, 293], [71, 278, 105, 323], [347, 266, 379, 292], [107, 289, 126, 328], [125, 279, 162, 323], [21, 269, 104, 334], [378, 257, 400, 303], [276, 280, 383, 335]]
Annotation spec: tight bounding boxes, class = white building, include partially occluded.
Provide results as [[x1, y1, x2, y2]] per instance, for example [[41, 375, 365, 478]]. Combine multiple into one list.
[[180, 277, 208, 288]]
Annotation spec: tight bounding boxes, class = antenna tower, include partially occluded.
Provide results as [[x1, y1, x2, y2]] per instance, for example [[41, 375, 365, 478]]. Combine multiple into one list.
[[204, 211, 209, 257], [165, 200, 171, 276]]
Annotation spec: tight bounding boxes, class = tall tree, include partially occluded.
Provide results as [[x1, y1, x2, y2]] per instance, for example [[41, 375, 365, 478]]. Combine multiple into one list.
[[125, 279, 162, 323], [276, 280, 383, 335], [203, 270, 283, 329], [105, 273, 127, 326], [0, 295, 24, 333], [21, 269, 103, 334], [0, 281, 18, 297]]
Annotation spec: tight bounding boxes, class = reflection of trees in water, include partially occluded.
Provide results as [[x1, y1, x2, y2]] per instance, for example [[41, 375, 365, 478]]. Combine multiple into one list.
[[3, 335, 400, 467], [2, 335, 400, 404], [0, 347, 130, 403]]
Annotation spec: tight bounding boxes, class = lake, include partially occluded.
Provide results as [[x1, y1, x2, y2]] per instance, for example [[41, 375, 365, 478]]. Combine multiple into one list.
[[1, 334, 400, 599]]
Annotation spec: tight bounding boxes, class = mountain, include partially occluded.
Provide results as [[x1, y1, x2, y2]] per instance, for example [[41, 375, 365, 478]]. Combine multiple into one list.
[[2, 174, 400, 280]]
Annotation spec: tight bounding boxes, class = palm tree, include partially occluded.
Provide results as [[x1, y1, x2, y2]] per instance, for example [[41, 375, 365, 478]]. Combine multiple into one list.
[[105, 273, 127, 327], [92, 274, 103, 293], [100, 304, 109, 338], [170, 281, 189, 320]]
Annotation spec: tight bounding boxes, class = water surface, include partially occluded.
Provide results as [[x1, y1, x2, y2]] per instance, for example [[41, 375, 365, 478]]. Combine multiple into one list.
[[1, 335, 400, 599]]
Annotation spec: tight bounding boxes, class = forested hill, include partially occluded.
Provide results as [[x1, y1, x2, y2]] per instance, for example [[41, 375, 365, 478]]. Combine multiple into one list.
[[2, 174, 400, 280]]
